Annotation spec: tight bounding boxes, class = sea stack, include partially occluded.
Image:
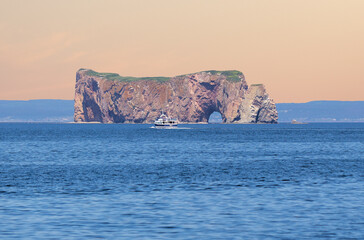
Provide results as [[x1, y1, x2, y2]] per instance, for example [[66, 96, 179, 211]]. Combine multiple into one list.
[[74, 69, 278, 123]]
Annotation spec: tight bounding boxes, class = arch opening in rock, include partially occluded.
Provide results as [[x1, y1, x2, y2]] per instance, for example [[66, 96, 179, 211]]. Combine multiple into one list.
[[208, 111, 223, 124]]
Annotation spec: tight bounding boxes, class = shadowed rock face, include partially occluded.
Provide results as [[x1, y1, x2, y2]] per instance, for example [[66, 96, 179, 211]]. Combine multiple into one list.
[[74, 69, 278, 123]]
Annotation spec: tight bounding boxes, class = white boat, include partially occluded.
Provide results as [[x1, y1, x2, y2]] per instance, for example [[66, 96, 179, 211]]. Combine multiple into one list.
[[154, 113, 178, 127]]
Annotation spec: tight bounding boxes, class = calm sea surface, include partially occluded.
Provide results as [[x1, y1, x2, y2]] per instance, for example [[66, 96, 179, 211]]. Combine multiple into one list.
[[0, 123, 363, 239]]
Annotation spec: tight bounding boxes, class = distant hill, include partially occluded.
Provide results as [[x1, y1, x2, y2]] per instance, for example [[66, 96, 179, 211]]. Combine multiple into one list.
[[0, 100, 363, 123], [0, 100, 74, 122], [277, 101, 364, 122]]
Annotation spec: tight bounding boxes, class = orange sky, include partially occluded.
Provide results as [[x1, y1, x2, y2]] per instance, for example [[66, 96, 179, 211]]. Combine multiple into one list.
[[0, 0, 363, 102]]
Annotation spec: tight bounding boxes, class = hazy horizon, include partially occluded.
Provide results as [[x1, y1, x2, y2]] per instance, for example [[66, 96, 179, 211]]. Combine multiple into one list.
[[1, 0, 363, 102]]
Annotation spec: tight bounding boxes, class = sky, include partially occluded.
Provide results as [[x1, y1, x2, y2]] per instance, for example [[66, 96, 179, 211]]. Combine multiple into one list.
[[0, 0, 363, 103]]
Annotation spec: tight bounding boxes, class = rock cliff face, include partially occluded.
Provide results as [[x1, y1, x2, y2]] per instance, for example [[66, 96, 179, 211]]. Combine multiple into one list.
[[74, 69, 278, 123]]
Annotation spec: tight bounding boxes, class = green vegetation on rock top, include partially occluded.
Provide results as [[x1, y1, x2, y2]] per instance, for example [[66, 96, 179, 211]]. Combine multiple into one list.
[[206, 70, 243, 82], [82, 69, 170, 83], [81, 69, 243, 83]]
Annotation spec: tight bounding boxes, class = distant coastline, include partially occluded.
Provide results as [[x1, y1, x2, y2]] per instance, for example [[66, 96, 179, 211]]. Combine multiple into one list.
[[276, 101, 364, 123], [1, 100, 364, 123]]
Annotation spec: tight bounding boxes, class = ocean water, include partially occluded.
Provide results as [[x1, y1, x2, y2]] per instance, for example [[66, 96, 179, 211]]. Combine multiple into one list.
[[0, 123, 363, 239]]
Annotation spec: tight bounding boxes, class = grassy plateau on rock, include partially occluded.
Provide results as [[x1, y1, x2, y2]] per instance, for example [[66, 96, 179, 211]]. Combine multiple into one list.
[[82, 69, 170, 83], [81, 69, 243, 83]]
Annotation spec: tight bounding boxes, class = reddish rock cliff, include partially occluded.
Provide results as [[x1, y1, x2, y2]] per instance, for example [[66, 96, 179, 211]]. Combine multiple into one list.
[[74, 69, 278, 123]]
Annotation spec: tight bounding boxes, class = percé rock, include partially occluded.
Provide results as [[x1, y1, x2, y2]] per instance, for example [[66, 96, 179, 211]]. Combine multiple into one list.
[[74, 69, 278, 123]]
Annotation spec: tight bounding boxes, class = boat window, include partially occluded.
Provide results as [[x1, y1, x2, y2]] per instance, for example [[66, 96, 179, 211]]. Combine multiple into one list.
[[208, 111, 222, 123]]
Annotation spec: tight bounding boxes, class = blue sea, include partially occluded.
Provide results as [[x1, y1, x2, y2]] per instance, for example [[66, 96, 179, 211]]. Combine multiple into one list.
[[0, 123, 363, 239]]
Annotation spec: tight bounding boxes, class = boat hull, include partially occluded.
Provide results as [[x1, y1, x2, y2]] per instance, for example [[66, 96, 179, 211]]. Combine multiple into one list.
[[154, 123, 178, 127]]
